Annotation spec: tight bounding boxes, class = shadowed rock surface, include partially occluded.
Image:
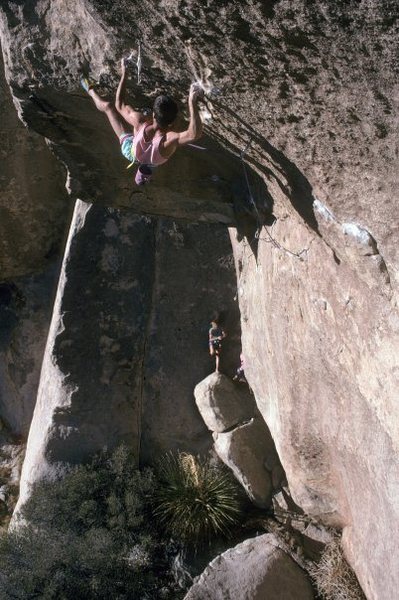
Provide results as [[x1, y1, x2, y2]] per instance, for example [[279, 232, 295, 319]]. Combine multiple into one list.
[[0, 2, 398, 598], [0, 265, 59, 435], [0, 50, 70, 280], [15, 200, 239, 511]]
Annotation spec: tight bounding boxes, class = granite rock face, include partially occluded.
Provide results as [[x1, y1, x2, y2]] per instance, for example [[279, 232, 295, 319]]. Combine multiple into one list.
[[231, 206, 399, 600], [184, 533, 314, 600], [0, 50, 69, 280], [1, 2, 398, 598], [214, 416, 283, 508], [16, 200, 239, 510], [16, 200, 152, 508], [1, 1, 399, 273], [0, 266, 59, 435], [137, 220, 240, 463]]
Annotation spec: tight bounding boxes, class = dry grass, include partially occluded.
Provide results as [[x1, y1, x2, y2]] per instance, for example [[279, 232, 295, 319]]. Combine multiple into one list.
[[309, 539, 366, 600]]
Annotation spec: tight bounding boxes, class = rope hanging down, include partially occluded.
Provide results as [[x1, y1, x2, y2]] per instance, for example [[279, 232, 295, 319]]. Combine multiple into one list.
[[239, 138, 308, 260], [124, 41, 142, 85]]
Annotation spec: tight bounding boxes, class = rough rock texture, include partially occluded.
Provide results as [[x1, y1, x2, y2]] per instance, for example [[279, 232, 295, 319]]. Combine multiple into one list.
[[184, 533, 314, 600], [2, 1, 399, 274], [16, 200, 151, 509], [195, 373, 284, 506], [231, 195, 399, 599], [1, 2, 399, 598], [0, 3, 238, 224], [0, 423, 25, 528], [0, 265, 59, 435], [194, 372, 254, 432], [138, 220, 240, 462], [0, 50, 69, 279], [214, 416, 282, 508]]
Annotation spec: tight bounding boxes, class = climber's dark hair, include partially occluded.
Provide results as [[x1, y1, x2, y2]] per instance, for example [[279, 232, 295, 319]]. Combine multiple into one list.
[[153, 94, 178, 128]]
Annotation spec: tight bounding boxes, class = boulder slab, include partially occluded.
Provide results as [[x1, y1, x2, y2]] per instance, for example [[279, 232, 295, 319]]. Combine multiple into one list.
[[184, 533, 314, 600], [214, 417, 282, 508], [194, 372, 254, 433]]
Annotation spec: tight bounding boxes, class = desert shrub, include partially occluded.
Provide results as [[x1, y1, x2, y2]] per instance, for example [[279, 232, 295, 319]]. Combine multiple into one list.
[[22, 445, 154, 537], [308, 538, 366, 600], [153, 452, 243, 548], [0, 446, 180, 600]]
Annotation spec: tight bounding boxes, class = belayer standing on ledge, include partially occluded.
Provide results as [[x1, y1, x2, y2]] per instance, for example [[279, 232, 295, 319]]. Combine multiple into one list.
[[81, 59, 204, 185], [209, 318, 226, 373]]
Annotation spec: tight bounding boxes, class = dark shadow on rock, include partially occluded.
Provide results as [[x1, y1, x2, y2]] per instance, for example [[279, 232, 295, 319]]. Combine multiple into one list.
[[209, 304, 242, 379], [231, 167, 276, 261], [212, 102, 321, 235]]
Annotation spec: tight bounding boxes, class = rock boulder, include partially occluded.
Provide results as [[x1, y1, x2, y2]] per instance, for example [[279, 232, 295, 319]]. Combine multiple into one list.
[[214, 417, 283, 508], [194, 373, 254, 433], [184, 533, 314, 600]]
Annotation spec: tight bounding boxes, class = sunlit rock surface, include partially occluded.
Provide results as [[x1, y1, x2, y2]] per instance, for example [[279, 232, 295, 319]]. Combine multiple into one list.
[[184, 533, 314, 600], [195, 373, 285, 507]]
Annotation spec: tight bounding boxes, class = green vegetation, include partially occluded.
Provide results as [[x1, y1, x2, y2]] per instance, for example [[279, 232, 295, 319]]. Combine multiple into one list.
[[153, 452, 243, 547], [0, 448, 245, 599], [0, 446, 178, 600], [309, 538, 366, 600]]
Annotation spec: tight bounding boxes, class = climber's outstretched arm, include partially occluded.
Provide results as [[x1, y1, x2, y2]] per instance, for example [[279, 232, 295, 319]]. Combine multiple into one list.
[[115, 60, 148, 131], [164, 84, 203, 149]]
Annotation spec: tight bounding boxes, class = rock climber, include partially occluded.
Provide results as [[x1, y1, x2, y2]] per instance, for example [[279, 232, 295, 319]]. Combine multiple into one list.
[[81, 60, 204, 185], [208, 319, 226, 373]]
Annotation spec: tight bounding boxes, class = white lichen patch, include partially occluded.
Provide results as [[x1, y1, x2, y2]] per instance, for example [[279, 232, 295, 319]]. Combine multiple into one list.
[[313, 198, 336, 222], [342, 223, 373, 246]]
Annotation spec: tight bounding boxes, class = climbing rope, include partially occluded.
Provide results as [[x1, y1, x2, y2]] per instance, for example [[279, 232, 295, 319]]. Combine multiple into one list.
[[239, 138, 309, 260], [240, 138, 262, 238], [136, 41, 142, 85], [124, 41, 142, 85]]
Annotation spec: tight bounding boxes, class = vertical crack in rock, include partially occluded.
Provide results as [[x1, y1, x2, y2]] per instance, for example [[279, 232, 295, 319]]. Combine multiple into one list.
[[137, 218, 159, 466]]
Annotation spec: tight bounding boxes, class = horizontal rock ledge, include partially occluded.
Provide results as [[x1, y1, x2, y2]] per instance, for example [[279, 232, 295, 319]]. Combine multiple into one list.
[[11, 90, 244, 224]]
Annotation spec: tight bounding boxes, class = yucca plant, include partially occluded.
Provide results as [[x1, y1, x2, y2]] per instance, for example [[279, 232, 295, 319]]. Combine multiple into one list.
[[153, 452, 243, 547]]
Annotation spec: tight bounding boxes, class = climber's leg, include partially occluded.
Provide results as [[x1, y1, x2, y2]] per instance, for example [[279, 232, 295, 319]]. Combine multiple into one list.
[[115, 100, 145, 132], [87, 87, 126, 138]]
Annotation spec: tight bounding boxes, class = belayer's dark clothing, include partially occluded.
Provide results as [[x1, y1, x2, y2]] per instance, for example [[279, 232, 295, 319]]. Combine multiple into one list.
[[209, 326, 224, 351]]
